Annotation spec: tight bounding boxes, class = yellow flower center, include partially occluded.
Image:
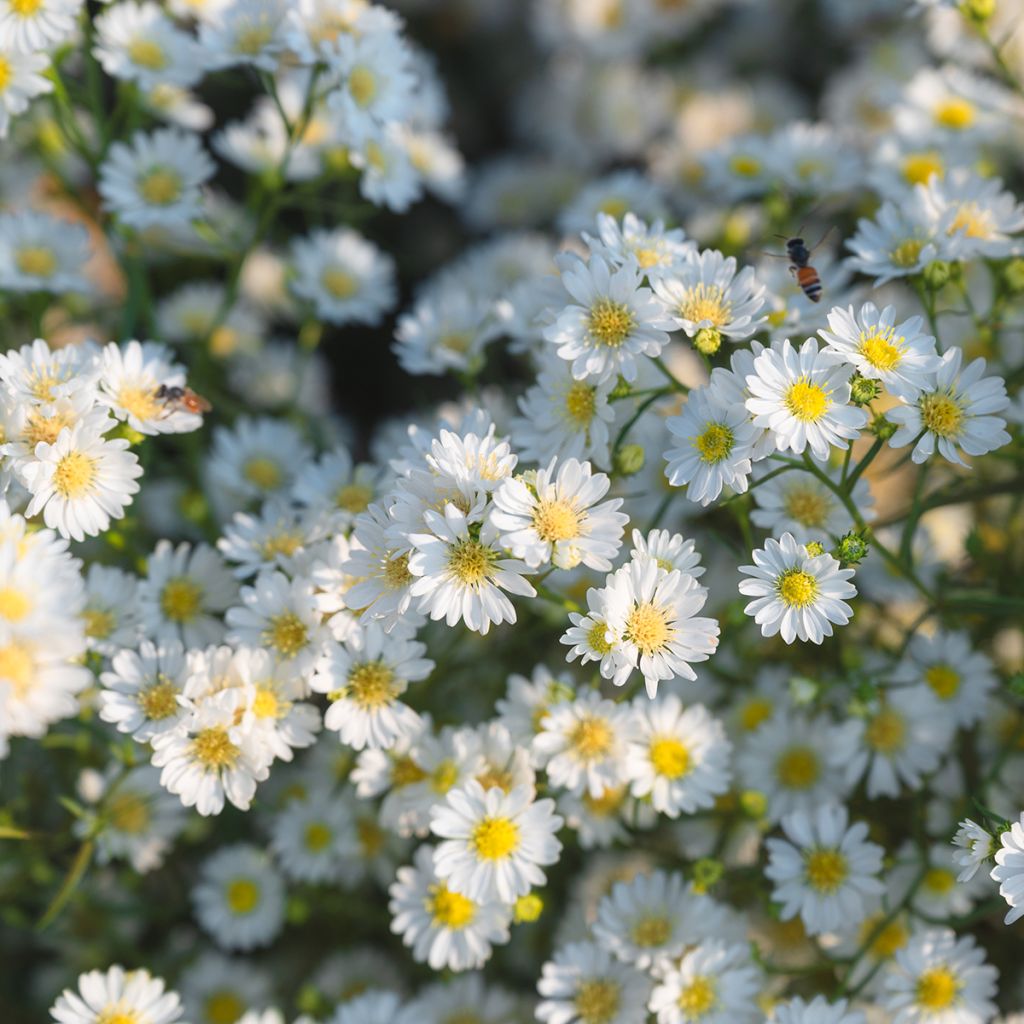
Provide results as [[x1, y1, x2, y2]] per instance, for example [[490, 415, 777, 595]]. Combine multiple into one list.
[[693, 421, 734, 464], [98, 1010, 141, 1024], [160, 577, 203, 623], [923, 867, 956, 895], [631, 913, 671, 947], [575, 979, 621, 1024], [357, 815, 385, 856], [23, 407, 73, 446], [582, 785, 626, 817], [784, 378, 831, 422], [0, 587, 31, 622], [118, 385, 162, 420], [205, 992, 245, 1024], [243, 456, 283, 490], [263, 612, 309, 658], [431, 758, 459, 794], [934, 98, 974, 130], [777, 568, 818, 607], [586, 619, 614, 656], [53, 451, 97, 498], [533, 498, 581, 542], [107, 791, 151, 834], [348, 65, 378, 107], [859, 327, 904, 371], [138, 167, 183, 206], [916, 967, 960, 1010], [191, 726, 239, 769], [336, 482, 373, 513], [677, 976, 717, 1019], [598, 197, 629, 218], [634, 247, 661, 269], [347, 661, 397, 708], [776, 746, 820, 789], [783, 486, 830, 527], [252, 687, 284, 719], [902, 152, 944, 185], [0, 58, 10, 92], [139, 678, 179, 720], [740, 697, 773, 731], [650, 736, 691, 779], [84, 606, 116, 639], [925, 663, 960, 699], [234, 22, 273, 54], [471, 816, 520, 860], [890, 239, 924, 268], [260, 531, 304, 560], [0, 642, 33, 696], [729, 154, 761, 177], [588, 298, 635, 348], [859, 913, 908, 959], [10, 0, 43, 14], [625, 601, 673, 655], [564, 381, 597, 427], [865, 706, 906, 753], [447, 538, 493, 584], [225, 878, 260, 914], [321, 268, 358, 299], [570, 715, 614, 760], [15, 245, 57, 277], [920, 392, 963, 439], [391, 754, 427, 788], [428, 883, 476, 929], [678, 283, 731, 327], [949, 202, 993, 239], [128, 37, 167, 69], [304, 821, 332, 851], [383, 552, 412, 589], [804, 847, 848, 893]]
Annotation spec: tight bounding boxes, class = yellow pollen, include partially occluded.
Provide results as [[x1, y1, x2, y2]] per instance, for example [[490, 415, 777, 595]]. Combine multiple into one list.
[[23, 408, 72, 446], [740, 697, 773, 731], [383, 552, 412, 589], [84, 606, 116, 639], [53, 451, 97, 498], [588, 297, 635, 348], [160, 577, 203, 623], [903, 152, 944, 185], [650, 736, 691, 779], [564, 381, 597, 427], [348, 65, 378, 107], [0, 587, 30, 622], [391, 754, 427, 788], [533, 498, 581, 542], [677, 976, 717, 1019], [472, 816, 520, 860], [477, 764, 514, 792], [304, 821, 332, 851], [15, 245, 57, 277], [243, 456, 283, 490], [777, 568, 818, 608], [191, 726, 239, 769], [783, 486, 830, 527], [634, 247, 661, 269], [321, 268, 358, 299], [776, 746, 820, 789], [804, 848, 848, 893], [582, 785, 625, 817], [575, 979, 621, 1024], [890, 239, 925, 268], [28, 367, 68, 402], [693, 422, 734, 464], [107, 791, 151, 834], [139, 679, 179, 720], [347, 661, 397, 708], [117, 385, 162, 420], [0, 58, 9, 94], [447, 539, 492, 585], [934, 98, 974, 130], [225, 878, 260, 914], [923, 867, 955, 894], [205, 992, 245, 1024], [949, 202, 992, 239], [625, 601, 672, 655], [336, 482, 373, 513], [431, 758, 459, 794], [570, 715, 614, 760], [865, 707, 906, 754], [234, 22, 273, 54], [0, 642, 33, 697], [631, 913, 671, 947], [128, 37, 167, 69], [598, 197, 629, 219], [587, 620, 614, 655], [784, 378, 831, 422], [252, 688, 283, 719], [916, 967, 960, 1010], [859, 913, 909, 959], [729, 154, 761, 177], [859, 328, 904, 371], [678, 283, 731, 327], [260, 531, 303, 560], [920, 392, 963, 439], [97, 1010, 141, 1024], [428, 883, 476, 929], [925, 664, 961, 699], [263, 612, 308, 658], [138, 167, 183, 206]]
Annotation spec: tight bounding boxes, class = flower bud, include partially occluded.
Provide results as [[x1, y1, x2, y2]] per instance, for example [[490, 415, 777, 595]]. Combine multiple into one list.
[[609, 375, 632, 400], [514, 893, 544, 923], [960, 0, 995, 23], [694, 327, 722, 356], [849, 374, 881, 406], [804, 541, 826, 557], [870, 414, 897, 441], [691, 858, 724, 894], [922, 259, 953, 290], [614, 444, 645, 476], [837, 530, 870, 566], [740, 790, 767, 818]]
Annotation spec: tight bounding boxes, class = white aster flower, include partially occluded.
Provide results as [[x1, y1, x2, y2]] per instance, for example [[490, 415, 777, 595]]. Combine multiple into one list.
[[50, 965, 184, 1024], [0, 0, 79, 54], [770, 996, 866, 1024], [94, 1, 203, 89], [583, 211, 694, 279], [951, 819, 995, 883], [98, 639, 191, 742], [269, 789, 357, 883], [919, 169, 1024, 260], [0, 209, 89, 292], [199, 0, 289, 71], [629, 528, 705, 578], [647, 940, 762, 1024], [991, 813, 1024, 925], [537, 940, 651, 1024], [81, 563, 141, 655]]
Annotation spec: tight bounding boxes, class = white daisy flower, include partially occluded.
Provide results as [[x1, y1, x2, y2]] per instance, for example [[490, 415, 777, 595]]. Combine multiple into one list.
[[560, 587, 623, 683], [22, 418, 143, 542], [623, 693, 731, 817], [351, 125, 424, 213], [951, 819, 995, 883], [99, 127, 215, 230], [430, 779, 563, 903], [0, 0, 79, 54], [738, 532, 857, 644], [178, 953, 270, 1024], [583, 211, 695, 279], [50, 965, 184, 1024], [199, 0, 289, 71], [537, 940, 651, 1024], [629, 528, 705, 578], [98, 639, 190, 742], [557, 169, 669, 235], [401, 974, 520, 1024], [881, 928, 997, 1024], [218, 499, 321, 581], [495, 663, 576, 752], [0, 209, 89, 292], [765, 802, 885, 936], [490, 458, 627, 571], [192, 844, 286, 951], [389, 843, 511, 972], [919, 168, 1024, 260], [745, 338, 868, 461], [328, 991, 406, 1024], [652, 248, 766, 347], [0, 336, 96, 405], [664, 385, 760, 506], [647, 940, 762, 1024], [888, 347, 1010, 467], [81, 564, 140, 655], [991, 813, 1024, 925], [310, 623, 431, 750], [407, 505, 535, 636], [819, 302, 941, 400], [269, 789, 357, 884], [289, 227, 397, 326], [770, 996, 866, 1024], [544, 252, 675, 384]]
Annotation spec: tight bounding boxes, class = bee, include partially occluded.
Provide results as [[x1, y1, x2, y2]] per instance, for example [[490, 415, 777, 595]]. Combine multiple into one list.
[[766, 226, 834, 304], [154, 383, 212, 417]]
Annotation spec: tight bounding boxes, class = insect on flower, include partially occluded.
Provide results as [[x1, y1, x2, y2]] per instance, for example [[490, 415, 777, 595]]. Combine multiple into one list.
[[154, 383, 212, 417]]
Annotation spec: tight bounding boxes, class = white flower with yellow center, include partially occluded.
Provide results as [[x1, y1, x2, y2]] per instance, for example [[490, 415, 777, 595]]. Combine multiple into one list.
[[289, 226, 397, 326], [99, 639, 190, 742], [893, 65, 1010, 147], [881, 928, 997, 1024], [269, 788, 358, 883], [992, 812, 1024, 925], [0, 0, 79, 54], [647, 940, 761, 1024], [178, 952, 269, 1024], [584, 211, 695, 279], [0, 208, 89, 292], [495, 663, 576, 752], [652, 247, 766, 346], [81, 563, 140, 656], [293, 448, 382, 527], [601, 554, 720, 697], [819, 302, 940, 400], [544, 252, 675, 384], [407, 505, 535, 636], [630, 528, 705, 579], [50, 964, 185, 1024], [770, 996, 866, 1024], [219, 499, 322, 581], [557, 170, 669, 237], [532, 687, 635, 798], [765, 803, 884, 936], [490, 457, 627, 571], [537, 940, 652, 1024], [0, 336, 95, 407], [888, 347, 1009, 467], [351, 122, 423, 212], [389, 843, 511, 972], [951, 819, 995, 884], [310, 623, 431, 750], [919, 168, 1024, 260], [22, 417, 143, 542], [664, 385, 760, 506], [745, 338, 867, 461], [192, 844, 285, 951], [199, 0, 289, 71], [623, 693, 731, 817], [739, 532, 857, 644], [430, 779, 563, 903], [99, 127, 215, 230]]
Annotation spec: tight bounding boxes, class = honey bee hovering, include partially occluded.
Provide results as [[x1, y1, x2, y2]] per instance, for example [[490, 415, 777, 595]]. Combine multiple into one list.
[[765, 225, 835, 304], [154, 383, 212, 417]]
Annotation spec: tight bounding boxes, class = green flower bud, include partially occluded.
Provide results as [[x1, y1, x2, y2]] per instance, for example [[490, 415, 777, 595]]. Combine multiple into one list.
[[870, 414, 897, 441], [740, 790, 767, 819], [804, 541, 826, 557], [837, 530, 870, 566], [691, 858, 724, 894], [693, 327, 722, 356], [922, 260, 953, 290], [1004, 258, 1024, 294], [514, 893, 544, 923], [614, 443, 645, 476], [609, 375, 633, 400], [960, 0, 996, 22], [849, 374, 881, 406]]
